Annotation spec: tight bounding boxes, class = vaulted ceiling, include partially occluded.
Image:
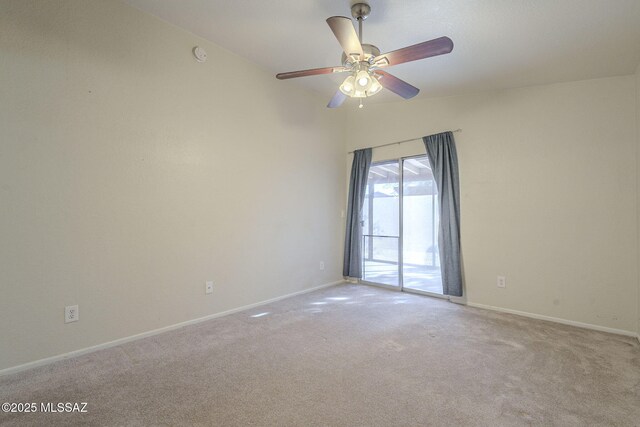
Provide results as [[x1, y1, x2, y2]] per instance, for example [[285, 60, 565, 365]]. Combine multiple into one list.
[[125, 0, 640, 104]]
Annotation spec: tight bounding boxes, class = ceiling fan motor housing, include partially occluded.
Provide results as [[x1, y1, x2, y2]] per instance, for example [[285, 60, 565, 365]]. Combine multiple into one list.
[[341, 43, 380, 66]]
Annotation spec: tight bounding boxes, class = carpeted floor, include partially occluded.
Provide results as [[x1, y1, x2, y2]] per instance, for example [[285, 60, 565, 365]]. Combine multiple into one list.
[[1, 283, 639, 426]]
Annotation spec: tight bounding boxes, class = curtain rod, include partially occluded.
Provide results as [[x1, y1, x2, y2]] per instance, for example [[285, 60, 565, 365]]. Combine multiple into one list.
[[347, 128, 462, 154]]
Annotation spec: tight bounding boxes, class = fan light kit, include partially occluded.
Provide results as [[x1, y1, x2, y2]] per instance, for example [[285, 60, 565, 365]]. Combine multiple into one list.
[[276, 2, 453, 108]]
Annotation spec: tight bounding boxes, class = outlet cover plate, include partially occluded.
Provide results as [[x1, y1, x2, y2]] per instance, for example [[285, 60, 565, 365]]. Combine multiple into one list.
[[205, 281, 214, 295], [497, 276, 506, 288], [65, 305, 79, 323]]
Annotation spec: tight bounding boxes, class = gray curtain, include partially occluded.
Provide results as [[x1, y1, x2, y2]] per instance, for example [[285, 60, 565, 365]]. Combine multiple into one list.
[[343, 148, 372, 278], [423, 132, 462, 297]]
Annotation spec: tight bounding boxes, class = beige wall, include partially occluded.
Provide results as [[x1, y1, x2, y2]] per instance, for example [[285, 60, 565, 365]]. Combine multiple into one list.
[[347, 76, 638, 333], [0, 0, 346, 370]]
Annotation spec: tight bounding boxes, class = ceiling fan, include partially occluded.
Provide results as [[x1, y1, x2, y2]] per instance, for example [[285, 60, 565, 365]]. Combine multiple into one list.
[[276, 2, 454, 108]]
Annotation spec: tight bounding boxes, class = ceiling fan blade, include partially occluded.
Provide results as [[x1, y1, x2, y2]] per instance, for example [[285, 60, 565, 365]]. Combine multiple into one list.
[[375, 70, 419, 99], [327, 90, 348, 108], [326, 16, 363, 59], [276, 66, 348, 80], [374, 36, 453, 67]]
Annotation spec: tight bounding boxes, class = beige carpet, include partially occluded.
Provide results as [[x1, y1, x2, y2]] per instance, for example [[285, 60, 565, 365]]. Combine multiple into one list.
[[1, 283, 639, 426]]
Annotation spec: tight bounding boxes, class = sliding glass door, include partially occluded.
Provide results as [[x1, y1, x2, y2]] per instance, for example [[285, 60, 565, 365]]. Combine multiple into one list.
[[401, 157, 441, 294], [361, 155, 442, 295], [362, 161, 400, 287]]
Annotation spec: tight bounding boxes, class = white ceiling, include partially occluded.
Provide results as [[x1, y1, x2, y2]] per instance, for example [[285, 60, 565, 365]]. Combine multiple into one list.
[[124, 0, 640, 104]]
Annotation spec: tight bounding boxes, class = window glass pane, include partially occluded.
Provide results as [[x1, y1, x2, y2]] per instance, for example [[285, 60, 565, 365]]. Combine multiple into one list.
[[362, 161, 400, 287], [402, 156, 443, 294]]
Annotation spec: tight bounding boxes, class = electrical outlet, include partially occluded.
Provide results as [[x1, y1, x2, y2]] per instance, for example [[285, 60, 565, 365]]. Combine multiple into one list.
[[497, 276, 506, 288], [319, 261, 325, 271], [205, 281, 213, 295], [65, 305, 79, 323]]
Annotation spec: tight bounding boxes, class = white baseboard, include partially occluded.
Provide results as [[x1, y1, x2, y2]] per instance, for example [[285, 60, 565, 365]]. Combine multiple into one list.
[[0, 280, 344, 377], [466, 301, 638, 338]]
